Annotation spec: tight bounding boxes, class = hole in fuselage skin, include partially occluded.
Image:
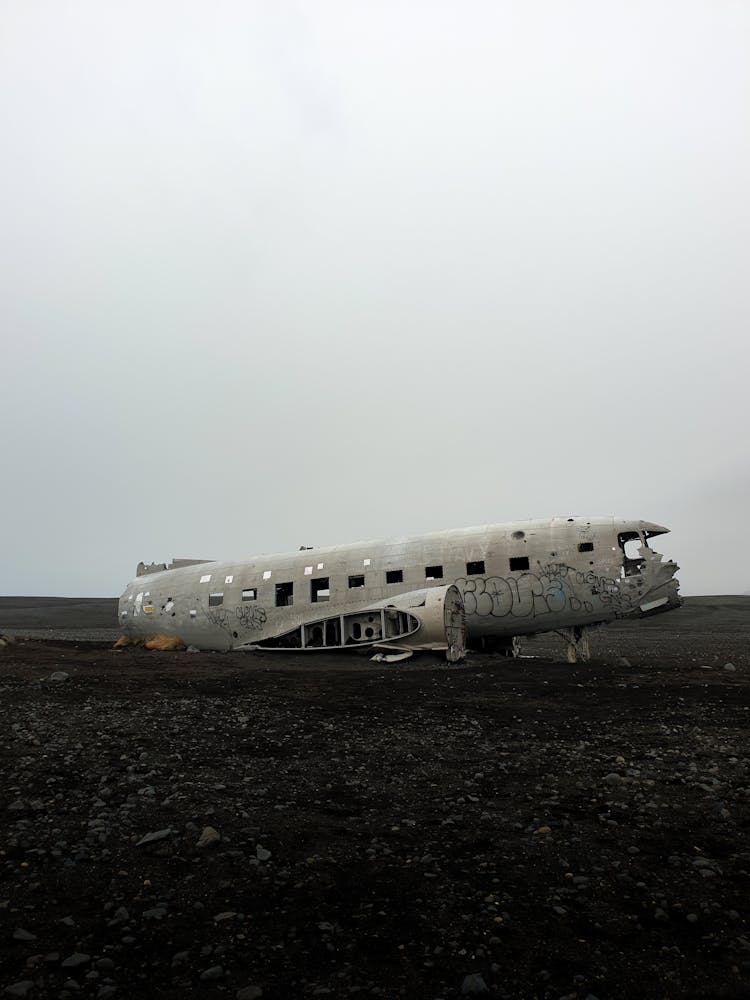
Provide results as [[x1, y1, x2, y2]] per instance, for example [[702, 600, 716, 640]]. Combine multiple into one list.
[[618, 532, 644, 576]]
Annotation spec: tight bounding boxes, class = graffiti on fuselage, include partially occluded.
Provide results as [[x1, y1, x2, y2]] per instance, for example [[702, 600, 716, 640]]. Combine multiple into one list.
[[203, 604, 234, 637], [235, 604, 268, 632], [455, 563, 613, 620], [200, 602, 268, 636], [575, 569, 634, 614]]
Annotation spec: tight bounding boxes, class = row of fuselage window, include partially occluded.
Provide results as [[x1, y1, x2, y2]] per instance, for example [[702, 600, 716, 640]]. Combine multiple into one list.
[[205, 554, 544, 609]]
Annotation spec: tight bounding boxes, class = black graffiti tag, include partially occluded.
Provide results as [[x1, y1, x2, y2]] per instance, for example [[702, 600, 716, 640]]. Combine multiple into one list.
[[235, 604, 268, 632], [456, 570, 594, 619]]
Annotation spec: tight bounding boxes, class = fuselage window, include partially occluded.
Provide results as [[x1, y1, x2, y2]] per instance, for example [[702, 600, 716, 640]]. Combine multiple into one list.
[[578, 542, 594, 553], [275, 582, 294, 607], [509, 557, 529, 571], [209, 592, 224, 607], [241, 588, 257, 601], [425, 565, 443, 580], [466, 560, 485, 575], [311, 577, 330, 602], [386, 569, 403, 584], [349, 575, 365, 589]]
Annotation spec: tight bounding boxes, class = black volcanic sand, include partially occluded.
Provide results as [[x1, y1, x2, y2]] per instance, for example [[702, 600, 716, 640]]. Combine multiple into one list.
[[0, 598, 749, 1000]]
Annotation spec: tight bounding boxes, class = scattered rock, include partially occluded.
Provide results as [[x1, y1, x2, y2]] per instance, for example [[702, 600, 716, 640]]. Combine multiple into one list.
[[256, 844, 271, 862], [12, 928, 36, 941], [136, 828, 173, 847], [200, 966, 224, 982], [48, 671, 70, 682], [4, 983, 34, 998], [196, 826, 220, 849], [61, 953, 91, 969], [461, 972, 489, 994]]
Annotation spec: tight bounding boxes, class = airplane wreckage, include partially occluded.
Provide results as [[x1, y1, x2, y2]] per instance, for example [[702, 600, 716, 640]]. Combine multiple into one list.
[[118, 517, 680, 663]]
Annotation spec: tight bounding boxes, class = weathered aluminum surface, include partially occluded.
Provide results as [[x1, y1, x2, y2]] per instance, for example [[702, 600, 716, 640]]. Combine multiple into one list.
[[118, 516, 680, 652]]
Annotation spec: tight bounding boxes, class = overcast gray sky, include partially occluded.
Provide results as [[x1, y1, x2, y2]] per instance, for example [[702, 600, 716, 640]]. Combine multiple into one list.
[[2, 0, 748, 598]]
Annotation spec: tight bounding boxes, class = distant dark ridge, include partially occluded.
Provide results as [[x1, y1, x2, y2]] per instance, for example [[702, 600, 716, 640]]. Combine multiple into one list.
[[602, 595, 750, 633], [0, 597, 119, 630]]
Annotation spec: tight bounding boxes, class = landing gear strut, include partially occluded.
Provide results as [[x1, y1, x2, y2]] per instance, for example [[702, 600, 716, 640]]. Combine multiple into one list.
[[557, 625, 590, 663]]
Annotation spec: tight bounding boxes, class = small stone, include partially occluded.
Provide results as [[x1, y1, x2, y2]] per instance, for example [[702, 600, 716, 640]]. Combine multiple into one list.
[[196, 826, 220, 849], [214, 911, 237, 922], [723, 663, 736, 672], [136, 828, 173, 847], [461, 973, 489, 994], [603, 773, 624, 786], [686, 913, 699, 923], [627, 846, 640, 855], [62, 953, 91, 969], [236, 988, 263, 1000], [256, 845, 271, 862], [535, 826, 552, 835], [142, 907, 167, 920], [4, 983, 34, 998], [13, 928, 36, 941], [186, 645, 200, 653], [97, 988, 117, 1000], [48, 671, 70, 682], [95, 959, 115, 973], [200, 966, 224, 982], [617, 657, 631, 667]]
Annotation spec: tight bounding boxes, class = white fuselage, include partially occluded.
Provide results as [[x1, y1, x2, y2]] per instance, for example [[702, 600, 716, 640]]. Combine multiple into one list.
[[118, 516, 680, 652]]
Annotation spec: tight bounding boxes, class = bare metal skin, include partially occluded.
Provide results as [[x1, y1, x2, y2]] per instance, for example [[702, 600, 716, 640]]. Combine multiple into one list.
[[118, 516, 680, 658]]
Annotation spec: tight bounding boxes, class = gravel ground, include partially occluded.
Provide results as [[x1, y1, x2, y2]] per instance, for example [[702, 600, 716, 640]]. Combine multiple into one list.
[[1, 596, 749, 1000]]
